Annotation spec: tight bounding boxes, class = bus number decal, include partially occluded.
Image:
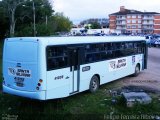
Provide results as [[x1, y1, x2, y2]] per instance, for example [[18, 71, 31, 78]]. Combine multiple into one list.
[[109, 58, 127, 71], [55, 75, 64, 80], [82, 66, 90, 72]]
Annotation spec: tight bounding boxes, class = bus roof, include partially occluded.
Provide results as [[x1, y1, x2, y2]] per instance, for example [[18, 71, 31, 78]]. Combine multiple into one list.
[[6, 36, 146, 45]]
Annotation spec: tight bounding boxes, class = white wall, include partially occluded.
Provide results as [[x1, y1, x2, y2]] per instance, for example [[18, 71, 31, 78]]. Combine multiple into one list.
[[70, 28, 110, 35]]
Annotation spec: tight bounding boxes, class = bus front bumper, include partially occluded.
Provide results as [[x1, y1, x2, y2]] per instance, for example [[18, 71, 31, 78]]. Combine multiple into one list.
[[3, 85, 46, 100]]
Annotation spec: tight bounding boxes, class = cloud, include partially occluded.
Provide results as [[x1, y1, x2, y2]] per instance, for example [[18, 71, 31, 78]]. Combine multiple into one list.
[[53, 0, 160, 24]]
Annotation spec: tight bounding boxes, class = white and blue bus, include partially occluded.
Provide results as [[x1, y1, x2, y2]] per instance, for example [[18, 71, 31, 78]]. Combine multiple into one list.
[[2, 36, 148, 100]]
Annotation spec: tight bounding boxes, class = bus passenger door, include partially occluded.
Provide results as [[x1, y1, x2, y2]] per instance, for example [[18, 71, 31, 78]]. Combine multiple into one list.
[[68, 47, 83, 94]]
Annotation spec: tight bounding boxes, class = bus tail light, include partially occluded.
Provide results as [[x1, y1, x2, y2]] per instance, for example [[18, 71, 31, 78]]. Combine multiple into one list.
[[36, 79, 43, 90], [36, 87, 39, 90], [37, 83, 41, 86], [39, 79, 43, 83]]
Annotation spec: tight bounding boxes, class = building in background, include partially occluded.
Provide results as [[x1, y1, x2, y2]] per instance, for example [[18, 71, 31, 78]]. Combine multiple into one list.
[[109, 6, 160, 34], [80, 18, 109, 28]]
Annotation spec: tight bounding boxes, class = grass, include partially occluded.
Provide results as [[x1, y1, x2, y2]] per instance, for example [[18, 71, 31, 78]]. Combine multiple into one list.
[[0, 40, 3, 90], [0, 41, 160, 120], [0, 85, 160, 120]]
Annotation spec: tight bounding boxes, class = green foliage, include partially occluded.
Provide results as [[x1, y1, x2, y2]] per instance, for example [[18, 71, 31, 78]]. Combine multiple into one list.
[[15, 25, 33, 37], [52, 12, 73, 33], [0, 0, 72, 37], [85, 25, 90, 29], [0, 2, 9, 39], [15, 0, 54, 36], [36, 23, 53, 36], [90, 22, 101, 29], [0, 41, 3, 90]]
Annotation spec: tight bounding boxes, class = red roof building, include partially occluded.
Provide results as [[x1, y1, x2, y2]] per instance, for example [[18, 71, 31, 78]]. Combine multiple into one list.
[[109, 6, 160, 34]]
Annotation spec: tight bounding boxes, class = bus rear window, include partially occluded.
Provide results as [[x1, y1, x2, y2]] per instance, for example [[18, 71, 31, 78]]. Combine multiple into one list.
[[5, 41, 38, 62]]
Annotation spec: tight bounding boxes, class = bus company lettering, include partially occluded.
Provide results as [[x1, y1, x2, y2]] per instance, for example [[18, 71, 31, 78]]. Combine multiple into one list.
[[8, 68, 31, 78], [109, 58, 127, 71], [117, 59, 126, 68], [16, 69, 31, 78]]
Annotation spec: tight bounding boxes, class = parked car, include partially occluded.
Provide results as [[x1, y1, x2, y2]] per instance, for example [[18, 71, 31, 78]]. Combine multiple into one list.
[[94, 33, 102, 36], [145, 35, 153, 47], [154, 40, 160, 47], [150, 39, 157, 47], [109, 33, 117, 36]]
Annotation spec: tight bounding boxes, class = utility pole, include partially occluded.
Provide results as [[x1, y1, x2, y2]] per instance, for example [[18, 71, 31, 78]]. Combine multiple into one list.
[[33, 1, 36, 36], [45, 15, 48, 26]]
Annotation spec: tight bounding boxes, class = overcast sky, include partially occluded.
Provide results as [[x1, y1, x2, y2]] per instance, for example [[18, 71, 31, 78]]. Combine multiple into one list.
[[52, 0, 160, 24]]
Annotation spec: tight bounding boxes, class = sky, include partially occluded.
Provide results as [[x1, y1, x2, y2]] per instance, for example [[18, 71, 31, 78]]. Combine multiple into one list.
[[52, 0, 160, 24]]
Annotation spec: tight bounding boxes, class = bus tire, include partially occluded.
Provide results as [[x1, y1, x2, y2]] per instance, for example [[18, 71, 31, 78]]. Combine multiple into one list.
[[133, 64, 140, 77], [89, 75, 99, 93]]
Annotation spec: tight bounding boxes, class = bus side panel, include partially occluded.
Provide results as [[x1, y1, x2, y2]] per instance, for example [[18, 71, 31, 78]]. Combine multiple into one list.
[[38, 41, 47, 91], [46, 68, 70, 99], [79, 61, 117, 92], [102, 56, 135, 84], [110, 54, 143, 81], [136, 54, 143, 71], [106, 54, 143, 83], [79, 54, 143, 92], [79, 63, 99, 92]]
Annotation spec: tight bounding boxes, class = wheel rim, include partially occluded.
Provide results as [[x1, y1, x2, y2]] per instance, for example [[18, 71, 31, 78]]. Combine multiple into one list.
[[91, 78, 98, 91], [136, 66, 140, 74]]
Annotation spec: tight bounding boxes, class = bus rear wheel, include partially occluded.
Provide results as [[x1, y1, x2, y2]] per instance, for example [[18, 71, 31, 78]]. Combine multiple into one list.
[[133, 64, 140, 77], [89, 75, 99, 93]]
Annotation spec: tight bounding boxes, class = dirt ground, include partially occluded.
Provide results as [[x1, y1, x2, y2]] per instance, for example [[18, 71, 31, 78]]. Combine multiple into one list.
[[117, 47, 160, 93]]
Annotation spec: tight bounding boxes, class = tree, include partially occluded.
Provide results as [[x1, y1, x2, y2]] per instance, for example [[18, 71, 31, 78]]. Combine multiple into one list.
[[0, 1, 72, 37], [52, 12, 72, 33], [35, 13, 73, 36], [0, 2, 9, 39], [90, 22, 101, 29], [2, 0, 26, 37], [1, 0, 54, 37], [15, 0, 54, 36]]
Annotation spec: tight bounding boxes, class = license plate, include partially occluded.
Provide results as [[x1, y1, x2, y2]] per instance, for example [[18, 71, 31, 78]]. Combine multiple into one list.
[[16, 82, 24, 87], [14, 77, 24, 83], [14, 77, 24, 87]]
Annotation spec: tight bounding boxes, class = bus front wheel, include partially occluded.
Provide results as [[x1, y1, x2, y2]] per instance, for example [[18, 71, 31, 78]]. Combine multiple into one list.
[[89, 75, 99, 93], [133, 64, 140, 77]]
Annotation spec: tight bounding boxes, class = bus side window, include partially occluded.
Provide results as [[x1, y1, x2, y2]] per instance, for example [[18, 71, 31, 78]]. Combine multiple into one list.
[[107, 51, 114, 58], [121, 42, 126, 49], [85, 54, 93, 63], [137, 42, 143, 53], [115, 42, 121, 49], [47, 46, 68, 71], [104, 43, 108, 50], [107, 43, 114, 50], [125, 42, 134, 55], [134, 42, 138, 54]]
